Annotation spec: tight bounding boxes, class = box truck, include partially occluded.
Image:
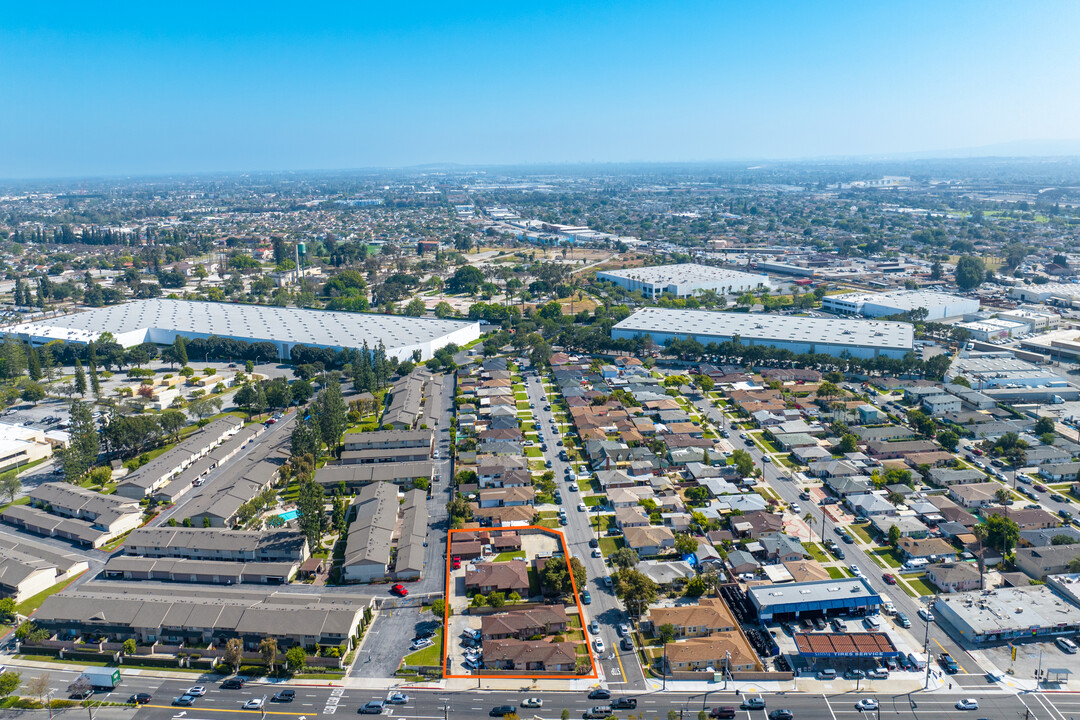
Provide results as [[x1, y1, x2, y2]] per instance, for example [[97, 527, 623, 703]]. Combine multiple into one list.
[[79, 668, 121, 690]]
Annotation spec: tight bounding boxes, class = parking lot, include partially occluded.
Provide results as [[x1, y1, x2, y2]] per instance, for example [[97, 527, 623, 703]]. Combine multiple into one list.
[[974, 637, 1080, 688], [351, 605, 429, 678]]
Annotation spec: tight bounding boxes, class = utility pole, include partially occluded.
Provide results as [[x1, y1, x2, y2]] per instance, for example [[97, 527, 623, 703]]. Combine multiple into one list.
[[923, 600, 933, 689], [662, 642, 668, 691]]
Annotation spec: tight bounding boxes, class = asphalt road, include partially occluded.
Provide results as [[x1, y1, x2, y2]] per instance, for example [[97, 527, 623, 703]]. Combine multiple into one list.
[[685, 390, 982, 680], [525, 371, 647, 692], [30, 666, 1068, 720]]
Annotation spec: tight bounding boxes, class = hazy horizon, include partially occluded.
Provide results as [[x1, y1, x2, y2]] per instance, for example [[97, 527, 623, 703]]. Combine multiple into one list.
[[3, 1, 1079, 179]]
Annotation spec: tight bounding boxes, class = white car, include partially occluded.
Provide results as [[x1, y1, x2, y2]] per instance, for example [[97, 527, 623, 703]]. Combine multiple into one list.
[[593, 638, 605, 653], [521, 698, 543, 708], [918, 608, 934, 622], [187, 687, 207, 697], [956, 699, 979, 710], [578, 503, 587, 512], [243, 699, 264, 710], [855, 699, 879, 711], [592, 548, 602, 558], [588, 620, 600, 634]]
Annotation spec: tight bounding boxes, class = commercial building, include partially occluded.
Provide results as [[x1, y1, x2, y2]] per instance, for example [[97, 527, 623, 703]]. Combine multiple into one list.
[[612, 309, 914, 360], [0, 422, 57, 473], [748, 578, 882, 622], [5, 299, 480, 361], [1010, 283, 1080, 305], [822, 290, 978, 321], [934, 585, 1080, 644], [946, 353, 1077, 402], [956, 318, 1029, 342], [596, 263, 771, 298]]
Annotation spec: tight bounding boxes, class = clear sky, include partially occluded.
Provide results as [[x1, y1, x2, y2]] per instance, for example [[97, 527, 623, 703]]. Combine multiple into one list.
[[2, 1, 1079, 178]]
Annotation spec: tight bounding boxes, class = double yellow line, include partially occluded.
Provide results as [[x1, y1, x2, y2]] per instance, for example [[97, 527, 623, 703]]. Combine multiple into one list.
[[141, 704, 313, 716]]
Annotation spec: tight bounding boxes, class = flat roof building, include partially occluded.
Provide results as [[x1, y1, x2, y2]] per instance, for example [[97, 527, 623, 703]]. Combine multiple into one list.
[[596, 263, 772, 299], [613, 308, 914, 360], [822, 289, 978, 321], [6, 299, 480, 361], [748, 577, 882, 622], [934, 585, 1080, 644]]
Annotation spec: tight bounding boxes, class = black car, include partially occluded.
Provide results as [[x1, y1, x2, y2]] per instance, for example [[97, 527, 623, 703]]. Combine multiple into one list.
[[221, 677, 244, 689], [272, 690, 295, 702], [490, 706, 516, 717], [612, 698, 637, 709], [588, 689, 611, 700], [589, 538, 599, 548], [128, 693, 152, 705], [769, 711, 794, 720], [620, 637, 634, 651]]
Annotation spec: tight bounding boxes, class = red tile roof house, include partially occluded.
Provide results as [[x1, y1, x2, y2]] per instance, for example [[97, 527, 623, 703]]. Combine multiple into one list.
[[484, 639, 577, 672], [465, 559, 530, 595], [481, 606, 569, 640]]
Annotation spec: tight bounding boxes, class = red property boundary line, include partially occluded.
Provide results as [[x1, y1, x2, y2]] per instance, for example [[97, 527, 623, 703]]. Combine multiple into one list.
[[442, 525, 598, 680]]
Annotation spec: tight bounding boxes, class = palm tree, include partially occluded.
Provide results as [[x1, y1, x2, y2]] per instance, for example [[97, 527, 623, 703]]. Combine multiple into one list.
[[973, 524, 988, 590], [803, 512, 816, 540]]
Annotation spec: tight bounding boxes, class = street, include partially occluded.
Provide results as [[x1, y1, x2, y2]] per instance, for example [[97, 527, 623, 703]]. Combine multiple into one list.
[[524, 371, 648, 692]]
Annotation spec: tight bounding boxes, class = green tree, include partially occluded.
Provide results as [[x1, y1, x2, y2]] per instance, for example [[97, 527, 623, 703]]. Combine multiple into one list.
[[315, 381, 349, 455], [87, 466, 112, 488], [431, 599, 446, 620], [657, 623, 676, 644], [188, 395, 223, 420], [838, 433, 858, 454], [613, 569, 658, 617], [63, 400, 99, 483], [223, 638, 244, 674], [290, 379, 314, 406], [0, 473, 20, 504], [0, 597, 15, 623], [297, 477, 325, 550], [173, 336, 189, 367], [610, 546, 640, 570], [982, 514, 1020, 554], [888, 524, 901, 548], [955, 256, 986, 290], [235, 383, 267, 418], [0, 670, 21, 698], [1034, 416, 1056, 436], [404, 297, 427, 316], [122, 638, 137, 655], [20, 382, 46, 405], [487, 591, 506, 608], [285, 645, 306, 672], [259, 638, 279, 674], [936, 430, 959, 452], [27, 347, 41, 381], [158, 408, 187, 441], [673, 532, 697, 555], [930, 260, 943, 280], [434, 301, 454, 318], [730, 449, 754, 477], [73, 358, 87, 396]]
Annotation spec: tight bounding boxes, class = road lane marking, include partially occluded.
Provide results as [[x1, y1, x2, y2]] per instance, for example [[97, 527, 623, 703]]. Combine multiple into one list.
[[142, 706, 313, 716]]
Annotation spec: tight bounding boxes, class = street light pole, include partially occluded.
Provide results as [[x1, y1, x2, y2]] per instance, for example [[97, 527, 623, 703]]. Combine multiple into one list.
[[663, 642, 668, 691]]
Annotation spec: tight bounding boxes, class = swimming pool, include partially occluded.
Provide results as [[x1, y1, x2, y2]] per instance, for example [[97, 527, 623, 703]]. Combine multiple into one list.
[[277, 509, 299, 522]]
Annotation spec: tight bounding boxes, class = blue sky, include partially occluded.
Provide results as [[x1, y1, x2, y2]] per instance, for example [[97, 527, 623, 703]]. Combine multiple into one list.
[[2, 1, 1079, 178]]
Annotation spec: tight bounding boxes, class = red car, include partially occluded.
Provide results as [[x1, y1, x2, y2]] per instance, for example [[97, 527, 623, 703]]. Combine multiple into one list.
[[391, 583, 409, 597], [882, 573, 897, 585], [452, 556, 461, 570]]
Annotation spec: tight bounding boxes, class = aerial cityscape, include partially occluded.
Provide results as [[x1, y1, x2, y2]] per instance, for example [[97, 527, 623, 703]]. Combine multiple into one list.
[[1, 3, 1080, 720]]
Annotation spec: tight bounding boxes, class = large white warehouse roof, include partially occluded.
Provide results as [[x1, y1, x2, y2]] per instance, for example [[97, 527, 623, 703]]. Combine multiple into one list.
[[596, 263, 771, 297], [612, 308, 914, 359], [5, 299, 480, 361]]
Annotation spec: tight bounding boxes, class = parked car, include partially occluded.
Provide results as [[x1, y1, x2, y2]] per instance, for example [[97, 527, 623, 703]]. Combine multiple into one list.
[[918, 608, 934, 622], [187, 687, 207, 697], [816, 669, 836, 680], [221, 678, 244, 689], [390, 583, 409, 597]]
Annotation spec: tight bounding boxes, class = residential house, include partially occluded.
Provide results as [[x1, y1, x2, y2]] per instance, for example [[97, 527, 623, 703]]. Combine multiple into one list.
[[948, 483, 1001, 509], [927, 562, 981, 593], [465, 559, 530, 594], [1016, 544, 1080, 580], [646, 598, 736, 638], [481, 606, 568, 640], [897, 537, 957, 562], [484, 639, 577, 672], [624, 526, 675, 556]]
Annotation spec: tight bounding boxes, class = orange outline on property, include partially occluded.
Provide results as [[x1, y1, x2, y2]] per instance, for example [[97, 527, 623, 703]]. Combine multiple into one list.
[[442, 525, 599, 680]]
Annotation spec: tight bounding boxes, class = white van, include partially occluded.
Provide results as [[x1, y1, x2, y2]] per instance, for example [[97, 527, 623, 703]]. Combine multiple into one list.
[[1056, 637, 1078, 654], [902, 558, 929, 571]]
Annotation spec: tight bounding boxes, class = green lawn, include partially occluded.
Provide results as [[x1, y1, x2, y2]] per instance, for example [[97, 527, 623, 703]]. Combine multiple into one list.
[[826, 566, 845, 579], [589, 515, 615, 533], [17, 570, 87, 615], [493, 551, 526, 562], [599, 537, 624, 556], [847, 523, 874, 544], [905, 576, 939, 598], [872, 547, 903, 568], [524, 447, 543, 458], [401, 628, 443, 667], [583, 495, 607, 507], [802, 542, 829, 563], [838, 568, 855, 577]]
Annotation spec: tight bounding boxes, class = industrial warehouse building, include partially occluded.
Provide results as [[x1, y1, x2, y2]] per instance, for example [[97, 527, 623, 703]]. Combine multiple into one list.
[[934, 585, 1080, 644], [822, 289, 979, 321], [748, 578, 882, 622], [596, 263, 772, 298], [5, 299, 480, 361], [612, 308, 914, 360]]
